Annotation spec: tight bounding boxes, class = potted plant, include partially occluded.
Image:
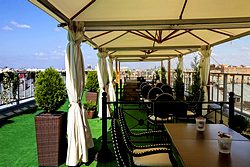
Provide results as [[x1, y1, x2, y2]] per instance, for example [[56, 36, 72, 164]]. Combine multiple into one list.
[[173, 67, 184, 100], [189, 56, 204, 100], [161, 67, 167, 84], [85, 70, 99, 107], [83, 100, 97, 119], [34, 67, 67, 167]]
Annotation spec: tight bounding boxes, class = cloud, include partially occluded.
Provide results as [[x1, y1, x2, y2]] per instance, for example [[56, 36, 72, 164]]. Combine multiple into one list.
[[2, 26, 13, 31], [34, 52, 48, 60], [10, 21, 31, 29], [34, 48, 65, 60], [54, 27, 61, 32]]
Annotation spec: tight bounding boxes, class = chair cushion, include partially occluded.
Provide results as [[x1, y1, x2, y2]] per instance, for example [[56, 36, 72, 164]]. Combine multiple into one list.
[[148, 115, 172, 122], [133, 147, 169, 154], [133, 152, 172, 166], [187, 110, 195, 117]]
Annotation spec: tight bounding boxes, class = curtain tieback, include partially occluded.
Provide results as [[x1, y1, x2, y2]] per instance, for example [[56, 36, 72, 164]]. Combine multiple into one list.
[[69, 101, 82, 108]]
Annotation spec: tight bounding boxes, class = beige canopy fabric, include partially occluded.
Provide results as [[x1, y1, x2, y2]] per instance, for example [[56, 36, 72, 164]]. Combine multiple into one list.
[[65, 21, 94, 166], [97, 51, 110, 118], [29, 0, 250, 62]]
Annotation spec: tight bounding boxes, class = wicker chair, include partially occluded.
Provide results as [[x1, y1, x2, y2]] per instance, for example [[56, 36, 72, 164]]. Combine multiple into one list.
[[147, 93, 175, 130], [111, 118, 175, 167], [161, 84, 173, 95], [155, 82, 164, 88], [140, 82, 148, 91], [147, 87, 163, 100], [117, 108, 169, 144], [141, 84, 152, 99]]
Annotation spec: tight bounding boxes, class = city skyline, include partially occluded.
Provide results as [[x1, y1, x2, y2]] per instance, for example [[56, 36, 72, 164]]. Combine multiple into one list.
[[1, 0, 250, 70]]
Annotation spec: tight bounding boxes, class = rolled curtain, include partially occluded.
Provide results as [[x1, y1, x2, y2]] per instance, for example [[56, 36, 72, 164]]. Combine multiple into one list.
[[199, 45, 211, 102], [107, 56, 116, 102], [65, 21, 94, 166], [97, 50, 110, 118], [177, 55, 184, 72]]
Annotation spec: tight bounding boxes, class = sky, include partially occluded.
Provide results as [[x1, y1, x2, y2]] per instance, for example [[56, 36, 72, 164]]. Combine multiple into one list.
[[1, 0, 250, 70]]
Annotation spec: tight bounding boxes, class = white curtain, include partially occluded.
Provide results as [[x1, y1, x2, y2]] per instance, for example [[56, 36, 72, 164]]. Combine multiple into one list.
[[65, 21, 94, 166], [199, 45, 211, 102], [107, 56, 116, 102], [177, 55, 184, 72], [97, 50, 110, 118]]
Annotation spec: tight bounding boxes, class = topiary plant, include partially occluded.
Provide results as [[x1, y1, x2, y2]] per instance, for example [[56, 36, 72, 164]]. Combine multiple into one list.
[[34, 67, 67, 113], [190, 56, 204, 101], [155, 70, 160, 82], [85, 71, 99, 92], [232, 115, 249, 134], [161, 67, 167, 84], [173, 67, 184, 100]]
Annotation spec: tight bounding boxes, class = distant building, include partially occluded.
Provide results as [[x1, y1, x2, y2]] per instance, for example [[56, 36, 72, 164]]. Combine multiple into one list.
[[210, 64, 250, 84]]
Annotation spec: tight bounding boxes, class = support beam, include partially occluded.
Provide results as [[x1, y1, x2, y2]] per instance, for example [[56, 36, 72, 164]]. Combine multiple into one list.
[[168, 59, 171, 85], [160, 60, 163, 82], [104, 46, 200, 51], [84, 18, 250, 31]]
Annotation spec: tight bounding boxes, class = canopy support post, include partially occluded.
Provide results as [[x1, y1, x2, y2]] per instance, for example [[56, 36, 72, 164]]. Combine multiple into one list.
[[168, 59, 171, 85], [95, 92, 113, 162]]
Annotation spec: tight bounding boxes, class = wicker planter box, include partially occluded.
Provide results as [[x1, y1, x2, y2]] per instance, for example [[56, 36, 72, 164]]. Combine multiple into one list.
[[35, 112, 67, 167], [86, 110, 95, 119]]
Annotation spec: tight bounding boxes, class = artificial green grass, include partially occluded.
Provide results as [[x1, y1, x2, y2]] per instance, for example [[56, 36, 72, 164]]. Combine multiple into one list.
[[0, 95, 116, 167], [0, 109, 39, 167]]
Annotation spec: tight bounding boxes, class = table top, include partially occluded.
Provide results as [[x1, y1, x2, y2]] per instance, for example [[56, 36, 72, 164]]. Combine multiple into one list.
[[165, 124, 250, 167], [165, 124, 249, 141], [174, 140, 250, 167]]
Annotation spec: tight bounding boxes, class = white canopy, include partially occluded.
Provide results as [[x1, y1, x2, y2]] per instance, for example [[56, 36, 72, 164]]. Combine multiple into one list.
[[29, 0, 250, 61]]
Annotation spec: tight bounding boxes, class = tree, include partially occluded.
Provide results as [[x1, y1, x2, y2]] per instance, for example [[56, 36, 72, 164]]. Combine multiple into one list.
[[34, 67, 67, 112], [161, 67, 167, 84], [85, 71, 99, 92], [173, 67, 184, 100], [190, 56, 204, 101], [155, 70, 160, 81]]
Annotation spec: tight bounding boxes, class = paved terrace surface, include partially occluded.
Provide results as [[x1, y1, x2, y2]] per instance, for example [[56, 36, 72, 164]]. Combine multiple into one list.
[[0, 98, 37, 121]]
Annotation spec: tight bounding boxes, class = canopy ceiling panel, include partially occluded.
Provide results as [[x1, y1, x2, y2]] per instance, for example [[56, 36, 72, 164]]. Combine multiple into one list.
[[29, 0, 250, 62], [183, 0, 250, 19], [95, 33, 156, 48], [110, 50, 191, 56], [75, 0, 184, 21]]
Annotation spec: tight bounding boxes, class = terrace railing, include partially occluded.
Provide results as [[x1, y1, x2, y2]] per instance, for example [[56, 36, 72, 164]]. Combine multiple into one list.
[[183, 71, 250, 118], [0, 77, 35, 106]]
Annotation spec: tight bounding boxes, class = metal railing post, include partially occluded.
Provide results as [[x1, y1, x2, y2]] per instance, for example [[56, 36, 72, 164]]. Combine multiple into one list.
[[95, 92, 113, 162], [240, 75, 244, 112], [120, 78, 122, 100], [115, 83, 119, 119], [228, 92, 235, 128]]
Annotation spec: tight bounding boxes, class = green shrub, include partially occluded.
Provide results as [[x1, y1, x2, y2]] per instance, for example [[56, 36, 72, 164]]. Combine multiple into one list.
[[173, 67, 184, 100], [161, 67, 167, 84], [155, 70, 160, 81], [34, 67, 67, 112], [83, 100, 97, 111], [190, 56, 204, 101], [232, 115, 249, 133], [85, 71, 99, 92]]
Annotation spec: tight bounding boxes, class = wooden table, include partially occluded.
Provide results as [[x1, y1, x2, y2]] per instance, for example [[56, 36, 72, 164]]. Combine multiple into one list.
[[165, 124, 249, 141], [165, 124, 250, 167]]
